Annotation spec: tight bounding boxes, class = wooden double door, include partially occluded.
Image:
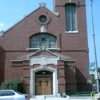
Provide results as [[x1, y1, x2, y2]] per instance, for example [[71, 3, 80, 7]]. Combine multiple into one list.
[[36, 77, 52, 95]]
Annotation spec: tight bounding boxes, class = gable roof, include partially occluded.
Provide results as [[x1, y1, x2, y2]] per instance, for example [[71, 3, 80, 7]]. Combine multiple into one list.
[[4, 5, 58, 34]]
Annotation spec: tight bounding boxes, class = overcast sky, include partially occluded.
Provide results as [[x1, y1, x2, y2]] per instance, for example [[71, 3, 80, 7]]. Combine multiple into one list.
[[0, 0, 100, 67]]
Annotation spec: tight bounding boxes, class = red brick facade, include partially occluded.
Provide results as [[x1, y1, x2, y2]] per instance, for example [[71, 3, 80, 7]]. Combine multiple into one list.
[[0, 0, 92, 94]]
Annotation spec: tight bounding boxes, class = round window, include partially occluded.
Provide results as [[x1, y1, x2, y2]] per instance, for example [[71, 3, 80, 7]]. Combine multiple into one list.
[[39, 15, 47, 23]]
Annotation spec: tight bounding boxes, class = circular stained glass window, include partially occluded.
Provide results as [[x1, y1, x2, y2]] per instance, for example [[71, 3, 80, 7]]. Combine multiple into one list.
[[39, 15, 47, 23]]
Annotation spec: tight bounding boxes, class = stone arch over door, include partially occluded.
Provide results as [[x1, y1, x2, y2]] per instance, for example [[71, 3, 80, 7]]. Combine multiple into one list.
[[30, 66, 58, 97]]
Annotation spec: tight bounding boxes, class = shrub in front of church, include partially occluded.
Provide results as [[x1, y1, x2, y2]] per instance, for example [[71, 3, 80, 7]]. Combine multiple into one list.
[[0, 78, 23, 92]]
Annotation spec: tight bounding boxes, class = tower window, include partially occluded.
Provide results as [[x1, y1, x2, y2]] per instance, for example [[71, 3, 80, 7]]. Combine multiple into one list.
[[65, 3, 77, 31]]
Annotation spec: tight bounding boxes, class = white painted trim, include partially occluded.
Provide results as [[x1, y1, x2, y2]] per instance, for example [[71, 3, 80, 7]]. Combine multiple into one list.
[[11, 59, 29, 62], [39, 2, 46, 7], [59, 59, 76, 61], [0, 30, 5, 37], [26, 48, 59, 51], [30, 66, 58, 97], [65, 30, 79, 34], [26, 47, 41, 51], [54, 12, 60, 17]]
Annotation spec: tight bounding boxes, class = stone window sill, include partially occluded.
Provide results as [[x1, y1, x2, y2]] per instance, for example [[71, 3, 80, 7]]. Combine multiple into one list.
[[26, 48, 60, 51], [65, 30, 79, 34]]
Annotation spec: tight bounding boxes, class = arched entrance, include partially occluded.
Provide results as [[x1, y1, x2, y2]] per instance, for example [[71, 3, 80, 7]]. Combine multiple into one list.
[[35, 70, 53, 95], [30, 66, 58, 97]]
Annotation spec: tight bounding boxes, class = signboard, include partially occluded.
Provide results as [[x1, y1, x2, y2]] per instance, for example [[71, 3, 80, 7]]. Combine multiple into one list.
[[86, 62, 95, 72], [89, 62, 95, 68]]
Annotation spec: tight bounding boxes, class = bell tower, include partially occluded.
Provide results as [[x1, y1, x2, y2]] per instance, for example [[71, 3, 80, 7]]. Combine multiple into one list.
[[53, 0, 92, 91]]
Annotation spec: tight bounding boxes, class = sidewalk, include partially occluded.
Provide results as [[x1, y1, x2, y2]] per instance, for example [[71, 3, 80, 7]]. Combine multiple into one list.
[[69, 96, 95, 100], [30, 96, 98, 100]]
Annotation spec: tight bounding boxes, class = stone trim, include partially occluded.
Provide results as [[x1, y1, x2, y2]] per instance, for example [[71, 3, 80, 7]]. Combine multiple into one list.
[[30, 66, 58, 97]]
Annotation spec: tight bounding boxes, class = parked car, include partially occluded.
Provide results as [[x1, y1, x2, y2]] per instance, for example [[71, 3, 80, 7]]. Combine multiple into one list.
[[0, 90, 29, 100]]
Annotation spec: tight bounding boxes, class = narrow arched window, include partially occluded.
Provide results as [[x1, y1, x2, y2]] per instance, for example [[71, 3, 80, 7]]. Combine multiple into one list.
[[65, 3, 77, 31], [30, 33, 57, 48]]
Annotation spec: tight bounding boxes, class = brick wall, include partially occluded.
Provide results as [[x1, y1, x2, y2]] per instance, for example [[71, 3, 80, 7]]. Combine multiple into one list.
[[0, 0, 91, 91]]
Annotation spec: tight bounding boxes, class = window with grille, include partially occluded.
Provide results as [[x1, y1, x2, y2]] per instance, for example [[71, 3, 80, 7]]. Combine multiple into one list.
[[65, 3, 77, 31], [30, 33, 57, 48]]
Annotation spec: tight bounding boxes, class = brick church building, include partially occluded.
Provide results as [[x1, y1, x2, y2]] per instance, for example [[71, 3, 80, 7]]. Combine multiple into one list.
[[0, 0, 91, 97]]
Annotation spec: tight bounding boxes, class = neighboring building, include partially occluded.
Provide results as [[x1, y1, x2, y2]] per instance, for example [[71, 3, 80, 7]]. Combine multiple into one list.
[[0, 0, 92, 97]]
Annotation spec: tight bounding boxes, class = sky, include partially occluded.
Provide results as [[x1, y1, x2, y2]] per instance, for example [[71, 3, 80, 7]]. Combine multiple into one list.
[[0, 0, 100, 67]]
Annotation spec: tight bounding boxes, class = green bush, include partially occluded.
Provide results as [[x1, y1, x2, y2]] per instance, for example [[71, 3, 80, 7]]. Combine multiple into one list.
[[0, 78, 23, 92]]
